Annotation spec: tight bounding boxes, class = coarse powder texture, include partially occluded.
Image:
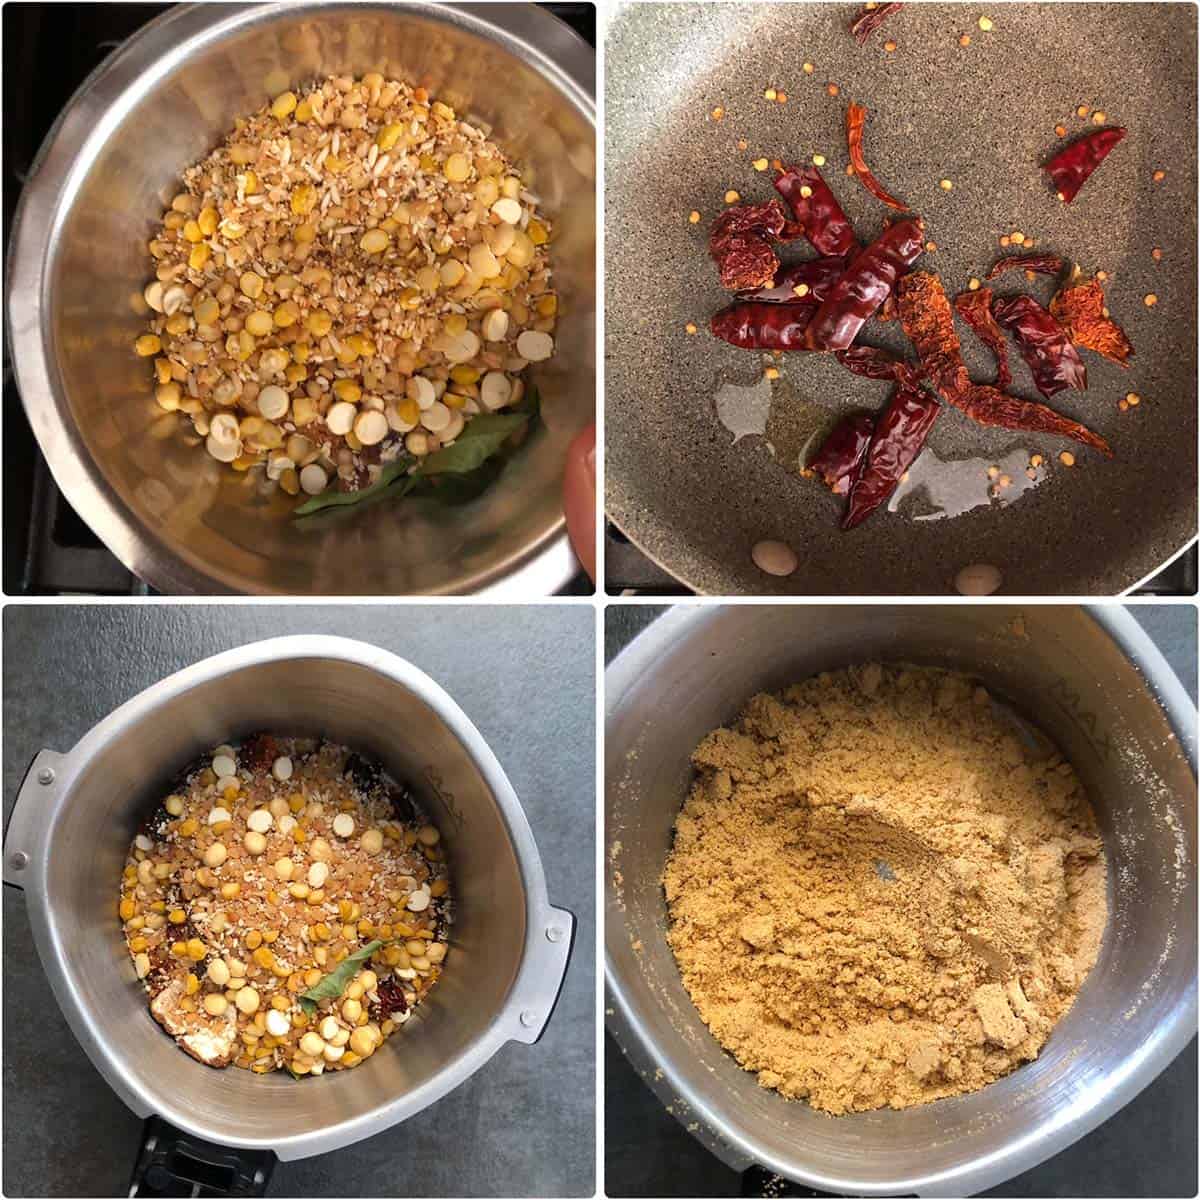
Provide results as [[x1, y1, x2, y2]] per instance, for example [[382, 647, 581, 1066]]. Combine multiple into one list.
[[662, 664, 1108, 1115]]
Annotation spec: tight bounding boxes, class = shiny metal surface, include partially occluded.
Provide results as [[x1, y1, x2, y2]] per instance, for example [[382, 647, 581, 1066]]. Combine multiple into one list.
[[7, 3, 595, 595], [605, 606, 1197, 1196], [4, 636, 573, 1159]]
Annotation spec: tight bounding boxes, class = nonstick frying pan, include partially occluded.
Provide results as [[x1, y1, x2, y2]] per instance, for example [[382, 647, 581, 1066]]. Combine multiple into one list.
[[605, 3, 1197, 595]]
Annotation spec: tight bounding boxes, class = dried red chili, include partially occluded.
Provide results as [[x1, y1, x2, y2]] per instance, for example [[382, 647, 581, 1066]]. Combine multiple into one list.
[[845, 103, 908, 212], [808, 412, 876, 494], [737, 255, 847, 303], [1043, 127, 1127, 203], [710, 301, 819, 350], [954, 287, 1012, 389], [850, 2, 904, 44], [835, 344, 924, 389], [843, 382, 941, 528], [709, 200, 788, 290], [775, 166, 858, 257], [954, 385, 1113, 457], [992, 294, 1087, 398], [1049, 277, 1134, 367], [896, 272, 971, 396], [898, 272, 1110, 456], [804, 217, 926, 350], [986, 253, 1065, 281]]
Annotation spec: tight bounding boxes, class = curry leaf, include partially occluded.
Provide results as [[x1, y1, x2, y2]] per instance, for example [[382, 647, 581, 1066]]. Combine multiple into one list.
[[293, 459, 414, 517], [298, 939, 382, 1015]]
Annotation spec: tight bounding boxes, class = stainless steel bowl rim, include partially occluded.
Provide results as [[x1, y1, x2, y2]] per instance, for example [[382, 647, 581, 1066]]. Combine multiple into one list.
[[604, 605, 1198, 1197], [5, 634, 572, 1159], [6, 2, 594, 596]]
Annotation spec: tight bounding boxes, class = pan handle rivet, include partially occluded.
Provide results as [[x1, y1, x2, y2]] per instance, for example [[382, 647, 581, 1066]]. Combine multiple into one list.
[[519, 1009, 537, 1028], [9, 851, 29, 870], [36, 768, 55, 785], [546, 925, 565, 943]]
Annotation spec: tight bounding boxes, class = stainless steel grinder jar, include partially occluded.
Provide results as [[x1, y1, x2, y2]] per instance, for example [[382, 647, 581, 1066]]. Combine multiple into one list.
[[605, 605, 1197, 1197], [5, 635, 573, 1159]]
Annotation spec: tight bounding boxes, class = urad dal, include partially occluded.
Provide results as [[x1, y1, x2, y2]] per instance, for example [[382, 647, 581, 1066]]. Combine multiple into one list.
[[120, 735, 450, 1076], [136, 74, 556, 500], [663, 664, 1107, 1114]]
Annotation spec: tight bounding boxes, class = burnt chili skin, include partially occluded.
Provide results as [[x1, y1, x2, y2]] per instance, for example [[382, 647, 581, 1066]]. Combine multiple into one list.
[[1050, 277, 1135, 367], [803, 218, 926, 350], [835, 344, 924, 389], [954, 287, 1013, 390], [775, 165, 858, 257], [952, 384, 1112, 457], [850, 1, 904, 44], [809, 412, 876, 494], [1043, 126, 1126, 203], [992, 294, 1088, 398], [986, 253, 1066, 280], [709, 199, 789, 290], [843, 382, 941, 529]]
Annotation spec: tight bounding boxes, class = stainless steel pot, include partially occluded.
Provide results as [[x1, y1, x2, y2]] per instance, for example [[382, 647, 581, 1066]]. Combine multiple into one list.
[[6, 2, 595, 595], [605, 606, 1197, 1197], [4, 635, 573, 1159]]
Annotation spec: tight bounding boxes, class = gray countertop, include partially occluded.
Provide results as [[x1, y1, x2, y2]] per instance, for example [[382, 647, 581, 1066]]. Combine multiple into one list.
[[2, 604, 595, 1198], [604, 602, 1198, 1198]]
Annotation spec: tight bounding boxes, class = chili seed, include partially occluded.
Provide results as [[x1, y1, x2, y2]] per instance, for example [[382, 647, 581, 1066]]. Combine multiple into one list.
[[799, 185, 813, 198], [1059, 451, 1076, 467], [764, 367, 780, 380], [737, 138, 749, 150], [1152, 247, 1163, 261], [1000, 235, 1011, 247], [752, 158, 770, 171], [688, 210, 701, 224], [724, 190, 740, 203], [793, 283, 810, 298], [1076, 104, 1090, 118], [968, 278, 981, 291], [959, 33, 971, 46], [763, 88, 777, 101], [776, 92, 788, 104], [1054, 123, 1067, 137], [925, 241, 937, 252], [803, 62, 814, 74], [1029, 454, 1044, 468], [1126, 392, 1141, 406], [1096, 270, 1108, 281], [685, 322, 698, 335], [812, 153, 826, 167], [1092, 110, 1106, 124], [884, 40, 897, 52], [939, 179, 953, 191], [1153, 169, 1166, 182], [711, 106, 725, 121], [827, 83, 840, 96], [1143, 293, 1158, 307]]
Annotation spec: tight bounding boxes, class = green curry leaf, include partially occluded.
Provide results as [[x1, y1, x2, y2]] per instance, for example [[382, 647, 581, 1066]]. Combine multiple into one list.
[[298, 939, 383, 1015]]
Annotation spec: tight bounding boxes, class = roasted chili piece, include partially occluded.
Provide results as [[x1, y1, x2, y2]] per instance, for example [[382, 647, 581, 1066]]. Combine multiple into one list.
[[843, 382, 941, 528], [1049, 276, 1134, 367], [737, 255, 846, 303], [896, 272, 971, 396], [850, 1, 904, 44], [775, 166, 858, 257], [835, 344, 924, 388], [986, 253, 1065, 280], [845, 103, 908, 212], [804, 217, 925, 350], [710, 301, 819, 350], [898, 272, 1110, 455], [953, 384, 1112, 457], [809, 411, 876, 494], [954, 287, 1012, 389], [992, 294, 1087, 398], [1043, 127, 1127, 204], [709, 199, 788, 290]]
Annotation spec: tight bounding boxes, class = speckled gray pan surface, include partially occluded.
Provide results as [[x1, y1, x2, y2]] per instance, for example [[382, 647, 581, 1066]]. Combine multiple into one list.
[[605, 2, 1198, 596]]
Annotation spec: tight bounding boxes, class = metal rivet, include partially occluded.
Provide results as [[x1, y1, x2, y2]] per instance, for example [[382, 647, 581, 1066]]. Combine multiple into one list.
[[9, 851, 29, 871], [36, 768, 55, 785], [519, 1009, 537, 1028], [546, 925, 565, 943]]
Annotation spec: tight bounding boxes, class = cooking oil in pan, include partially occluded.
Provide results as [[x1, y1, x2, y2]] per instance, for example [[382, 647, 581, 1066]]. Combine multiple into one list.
[[890, 445, 1051, 520]]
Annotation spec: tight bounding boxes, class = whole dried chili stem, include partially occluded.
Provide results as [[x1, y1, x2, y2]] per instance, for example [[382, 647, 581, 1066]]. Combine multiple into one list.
[[804, 217, 925, 350], [986, 253, 1065, 281], [1043, 127, 1126, 204], [809, 412, 876, 494], [1049, 276, 1134, 367], [845, 102, 909, 212], [850, 1, 904, 44], [992, 294, 1087, 398], [775, 166, 858, 257], [709, 199, 789, 290], [954, 287, 1012, 389], [737, 256, 847, 304], [843, 382, 941, 528], [710, 301, 819, 350], [898, 271, 1110, 455]]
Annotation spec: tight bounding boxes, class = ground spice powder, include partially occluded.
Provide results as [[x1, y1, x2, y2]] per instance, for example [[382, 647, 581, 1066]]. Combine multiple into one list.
[[663, 664, 1107, 1114]]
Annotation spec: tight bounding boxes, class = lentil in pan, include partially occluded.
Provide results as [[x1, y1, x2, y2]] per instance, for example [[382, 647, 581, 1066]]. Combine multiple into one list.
[[136, 74, 557, 504], [119, 736, 450, 1076]]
